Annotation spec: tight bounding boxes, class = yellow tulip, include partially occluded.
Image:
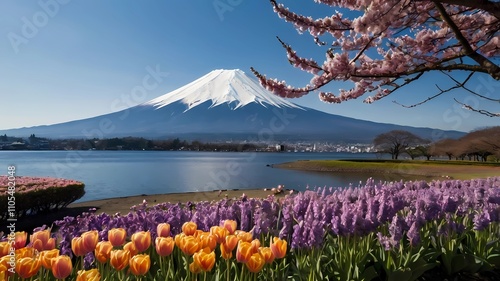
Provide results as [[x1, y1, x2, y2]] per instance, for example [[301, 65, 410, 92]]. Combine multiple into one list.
[[51, 255, 73, 279], [76, 268, 101, 281], [129, 254, 151, 276], [0, 242, 9, 257], [108, 228, 127, 247], [131, 231, 151, 252]]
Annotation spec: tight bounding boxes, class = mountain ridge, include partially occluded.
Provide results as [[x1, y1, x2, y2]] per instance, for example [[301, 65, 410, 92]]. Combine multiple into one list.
[[0, 69, 466, 142]]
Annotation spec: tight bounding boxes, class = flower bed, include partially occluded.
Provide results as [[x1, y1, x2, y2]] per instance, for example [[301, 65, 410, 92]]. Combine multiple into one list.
[[0, 177, 499, 280], [0, 176, 85, 219]]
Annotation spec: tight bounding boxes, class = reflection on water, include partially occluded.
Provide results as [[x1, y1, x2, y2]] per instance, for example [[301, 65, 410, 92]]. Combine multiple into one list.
[[0, 151, 431, 202]]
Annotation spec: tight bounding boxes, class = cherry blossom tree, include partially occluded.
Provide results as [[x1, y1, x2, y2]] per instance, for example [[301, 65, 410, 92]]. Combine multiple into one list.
[[251, 0, 500, 116]]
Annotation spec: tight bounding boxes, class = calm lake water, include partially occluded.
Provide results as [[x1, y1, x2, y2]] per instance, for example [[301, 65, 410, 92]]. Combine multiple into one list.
[[0, 151, 407, 203]]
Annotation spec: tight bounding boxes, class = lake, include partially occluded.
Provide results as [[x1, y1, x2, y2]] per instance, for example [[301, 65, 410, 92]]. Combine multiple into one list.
[[0, 151, 403, 203]]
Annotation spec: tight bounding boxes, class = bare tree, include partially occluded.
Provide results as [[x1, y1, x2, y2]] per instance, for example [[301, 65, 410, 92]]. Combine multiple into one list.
[[374, 130, 428, 159]]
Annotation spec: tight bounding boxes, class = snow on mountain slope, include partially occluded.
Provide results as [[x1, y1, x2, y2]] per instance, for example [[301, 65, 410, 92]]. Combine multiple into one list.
[[144, 69, 302, 110]]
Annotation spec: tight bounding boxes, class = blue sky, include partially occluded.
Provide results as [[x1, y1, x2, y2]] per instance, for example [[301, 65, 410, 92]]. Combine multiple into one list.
[[1, 0, 498, 133]]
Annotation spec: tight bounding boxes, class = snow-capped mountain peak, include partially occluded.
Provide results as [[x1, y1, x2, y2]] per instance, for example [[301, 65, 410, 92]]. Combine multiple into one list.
[[144, 69, 302, 110]]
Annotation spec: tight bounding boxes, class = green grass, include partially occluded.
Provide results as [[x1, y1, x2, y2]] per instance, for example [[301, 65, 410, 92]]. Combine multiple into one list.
[[275, 159, 500, 180]]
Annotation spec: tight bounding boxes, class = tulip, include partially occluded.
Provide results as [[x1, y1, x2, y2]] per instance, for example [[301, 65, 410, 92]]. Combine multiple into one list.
[[123, 241, 138, 257], [246, 252, 265, 273], [15, 257, 41, 279], [95, 241, 113, 263], [210, 226, 228, 244], [224, 235, 239, 251], [81, 230, 99, 254], [76, 269, 101, 281], [51, 255, 73, 279], [189, 261, 201, 274], [180, 236, 201, 256], [110, 250, 130, 271], [236, 230, 253, 242], [156, 223, 171, 237], [40, 249, 60, 269], [200, 234, 217, 251], [31, 230, 55, 251], [193, 247, 216, 272], [270, 237, 287, 259], [236, 241, 254, 263], [72, 237, 86, 257], [221, 220, 237, 234], [259, 247, 275, 264], [131, 231, 151, 252], [174, 233, 185, 248], [129, 254, 151, 276], [108, 228, 127, 247], [155, 237, 174, 257], [220, 243, 232, 260], [14, 231, 28, 249], [0, 242, 9, 257], [250, 239, 261, 252], [0, 256, 15, 277], [15, 247, 36, 259], [182, 221, 197, 236]]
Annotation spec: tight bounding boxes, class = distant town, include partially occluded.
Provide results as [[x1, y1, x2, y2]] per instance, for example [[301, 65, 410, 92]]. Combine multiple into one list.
[[0, 134, 374, 153]]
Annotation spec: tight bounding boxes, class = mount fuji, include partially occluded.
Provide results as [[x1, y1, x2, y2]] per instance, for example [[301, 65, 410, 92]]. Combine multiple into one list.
[[1, 69, 465, 142]]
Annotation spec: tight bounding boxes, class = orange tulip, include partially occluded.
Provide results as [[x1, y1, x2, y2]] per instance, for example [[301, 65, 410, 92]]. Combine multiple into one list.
[[40, 249, 60, 269], [72, 237, 86, 257], [193, 247, 216, 272], [220, 243, 232, 260], [236, 241, 255, 263], [15, 247, 36, 259], [224, 235, 239, 251], [131, 231, 151, 252], [180, 236, 201, 256], [51, 255, 73, 279], [174, 233, 185, 248], [15, 257, 41, 279], [270, 237, 287, 259], [236, 230, 253, 242], [123, 241, 138, 257], [157, 223, 171, 237], [245, 252, 265, 273], [221, 220, 237, 234], [14, 231, 28, 249], [81, 230, 99, 254], [76, 268, 101, 281], [155, 237, 175, 257], [182, 221, 197, 236], [200, 234, 217, 251], [129, 254, 151, 276], [250, 239, 261, 252], [210, 226, 228, 244], [31, 230, 55, 251], [0, 255, 15, 277], [108, 228, 127, 247], [0, 242, 9, 257], [259, 247, 275, 264], [110, 250, 130, 271], [95, 241, 113, 263]]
